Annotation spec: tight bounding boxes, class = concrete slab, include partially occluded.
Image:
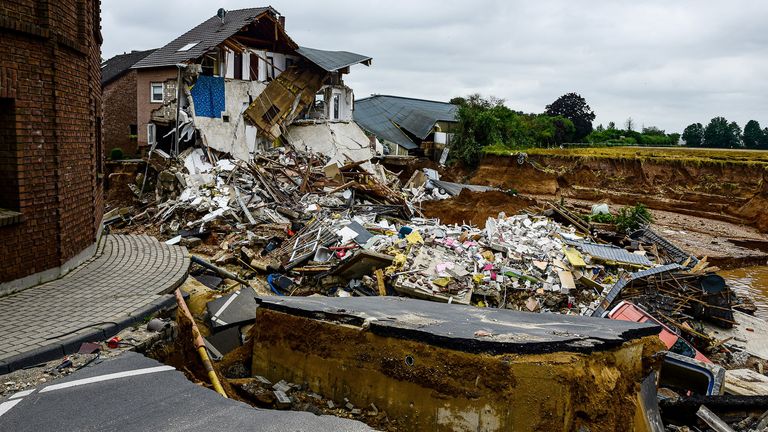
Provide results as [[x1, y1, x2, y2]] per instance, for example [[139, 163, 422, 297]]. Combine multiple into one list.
[[256, 296, 661, 355]]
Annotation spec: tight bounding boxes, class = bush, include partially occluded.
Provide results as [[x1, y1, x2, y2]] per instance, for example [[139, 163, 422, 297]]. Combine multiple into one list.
[[110, 147, 124, 160], [615, 203, 653, 233]]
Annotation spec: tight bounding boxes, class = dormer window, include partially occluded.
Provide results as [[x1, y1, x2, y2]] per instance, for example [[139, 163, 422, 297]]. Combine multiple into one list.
[[177, 42, 200, 52]]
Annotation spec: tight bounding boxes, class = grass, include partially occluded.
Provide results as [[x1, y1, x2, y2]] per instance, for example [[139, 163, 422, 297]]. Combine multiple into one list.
[[485, 146, 768, 168]]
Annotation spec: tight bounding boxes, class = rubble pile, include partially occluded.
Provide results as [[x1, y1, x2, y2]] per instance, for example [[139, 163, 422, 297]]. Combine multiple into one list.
[[103, 143, 768, 432]]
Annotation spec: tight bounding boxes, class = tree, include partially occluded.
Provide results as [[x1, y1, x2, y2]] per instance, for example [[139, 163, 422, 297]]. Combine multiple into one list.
[[607, 121, 616, 130], [763, 127, 768, 149], [642, 126, 665, 135], [625, 117, 634, 132], [545, 92, 596, 141], [743, 120, 764, 149], [682, 123, 704, 147], [703, 117, 732, 148], [728, 121, 742, 147], [595, 124, 605, 132]]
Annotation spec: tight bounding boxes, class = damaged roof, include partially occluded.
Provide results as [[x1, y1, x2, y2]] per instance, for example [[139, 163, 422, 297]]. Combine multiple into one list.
[[354, 95, 458, 150], [101, 49, 156, 85], [132, 7, 280, 69], [296, 47, 372, 72]]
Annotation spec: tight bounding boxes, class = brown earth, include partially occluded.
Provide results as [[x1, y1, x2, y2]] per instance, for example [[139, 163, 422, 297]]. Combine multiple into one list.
[[419, 189, 537, 226], [468, 154, 768, 233]]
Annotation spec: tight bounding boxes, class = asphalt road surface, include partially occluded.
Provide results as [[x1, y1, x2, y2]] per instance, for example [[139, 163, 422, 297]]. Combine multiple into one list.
[[0, 352, 372, 431]]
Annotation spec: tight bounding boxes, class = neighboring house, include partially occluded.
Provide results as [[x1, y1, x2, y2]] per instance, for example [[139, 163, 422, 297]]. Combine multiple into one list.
[[354, 95, 458, 158], [101, 49, 157, 157], [122, 7, 372, 163], [1, 0, 103, 291]]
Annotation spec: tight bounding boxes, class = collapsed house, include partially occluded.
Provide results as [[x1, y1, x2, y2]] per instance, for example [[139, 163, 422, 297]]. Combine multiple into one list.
[[354, 95, 458, 159], [110, 7, 372, 165]]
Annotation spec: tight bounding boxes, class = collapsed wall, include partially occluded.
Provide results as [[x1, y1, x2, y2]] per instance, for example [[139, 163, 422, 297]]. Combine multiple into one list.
[[470, 154, 768, 232], [250, 296, 665, 432]]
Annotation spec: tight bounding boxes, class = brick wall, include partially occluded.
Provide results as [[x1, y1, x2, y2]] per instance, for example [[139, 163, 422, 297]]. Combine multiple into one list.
[[0, 0, 103, 283], [103, 71, 139, 157], [136, 67, 177, 147]]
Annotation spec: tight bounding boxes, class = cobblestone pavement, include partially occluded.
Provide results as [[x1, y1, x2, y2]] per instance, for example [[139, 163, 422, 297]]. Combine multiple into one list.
[[0, 235, 189, 373]]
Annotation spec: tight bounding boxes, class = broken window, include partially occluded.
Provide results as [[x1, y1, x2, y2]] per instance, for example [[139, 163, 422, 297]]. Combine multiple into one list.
[[332, 93, 340, 120], [266, 54, 275, 81], [262, 105, 280, 123], [150, 83, 164, 103], [285, 57, 294, 69], [0, 98, 19, 212], [249, 53, 259, 81], [233, 52, 243, 80], [201, 54, 216, 76]]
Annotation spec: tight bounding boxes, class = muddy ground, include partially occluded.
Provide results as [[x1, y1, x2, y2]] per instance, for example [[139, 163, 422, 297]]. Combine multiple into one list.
[[419, 189, 537, 225], [441, 153, 768, 269]]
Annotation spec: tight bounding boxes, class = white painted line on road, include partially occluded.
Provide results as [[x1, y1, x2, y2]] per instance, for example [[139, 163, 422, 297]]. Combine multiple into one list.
[[8, 389, 34, 399], [212, 291, 239, 323], [0, 400, 22, 418], [39, 365, 176, 393]]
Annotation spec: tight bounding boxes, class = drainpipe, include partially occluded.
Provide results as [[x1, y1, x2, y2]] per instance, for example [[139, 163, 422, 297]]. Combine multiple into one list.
[[174, 288, 228, 398], [174, 63, 185, 157]]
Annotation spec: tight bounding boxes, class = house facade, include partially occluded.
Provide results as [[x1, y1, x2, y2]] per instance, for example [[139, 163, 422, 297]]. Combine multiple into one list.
[[101, 49, 156, 158], [0, 0, 104, 291], [123, 7, 372, 162]]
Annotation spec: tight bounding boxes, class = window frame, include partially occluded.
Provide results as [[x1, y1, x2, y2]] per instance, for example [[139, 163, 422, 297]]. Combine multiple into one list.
[[150, 83, 164, 103]]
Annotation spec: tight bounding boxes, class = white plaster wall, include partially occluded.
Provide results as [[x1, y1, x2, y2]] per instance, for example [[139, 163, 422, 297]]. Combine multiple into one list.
[[194, 80, 267, 160], [285, 121, 374, 171]]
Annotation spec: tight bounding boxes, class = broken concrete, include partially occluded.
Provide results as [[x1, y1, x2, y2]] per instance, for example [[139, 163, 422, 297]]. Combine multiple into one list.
[[250, 296, 664, 431]]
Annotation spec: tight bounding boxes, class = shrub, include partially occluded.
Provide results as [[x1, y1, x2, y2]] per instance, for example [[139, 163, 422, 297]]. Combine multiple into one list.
[[110, 147, 124, 160], [615, 203, 653, 233]]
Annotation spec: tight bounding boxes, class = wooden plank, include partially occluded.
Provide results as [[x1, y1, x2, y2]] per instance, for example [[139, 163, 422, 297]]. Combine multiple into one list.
[[725, 369, 768, 396], [375, 269, 387, 296]]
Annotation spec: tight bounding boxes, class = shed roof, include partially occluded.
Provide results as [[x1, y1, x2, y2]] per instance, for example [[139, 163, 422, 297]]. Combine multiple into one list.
[[132, 7, 279, 69], [354, 95, 458, 150], [295, 47, 371, 72]]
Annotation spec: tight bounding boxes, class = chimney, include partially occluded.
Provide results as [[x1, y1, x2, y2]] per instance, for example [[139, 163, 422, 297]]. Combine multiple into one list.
[[278, 15, 286, 29]]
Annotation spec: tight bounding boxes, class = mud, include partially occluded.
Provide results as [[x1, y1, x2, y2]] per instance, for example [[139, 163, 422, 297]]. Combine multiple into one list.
[[420, 189, 538, 226], [469, 154, 768, 233]]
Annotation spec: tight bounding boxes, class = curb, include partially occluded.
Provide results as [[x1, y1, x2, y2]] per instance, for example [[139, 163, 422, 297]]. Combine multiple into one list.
[[0, 294, 178, 375]]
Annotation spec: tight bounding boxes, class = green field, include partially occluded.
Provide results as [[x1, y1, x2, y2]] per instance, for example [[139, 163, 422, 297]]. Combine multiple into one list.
[[489, 146, 768, 167]]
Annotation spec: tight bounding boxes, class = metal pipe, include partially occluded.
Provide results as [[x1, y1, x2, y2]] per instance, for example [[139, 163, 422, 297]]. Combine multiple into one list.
[[190, 255, 249, 286], [174, 288, 227, 398]]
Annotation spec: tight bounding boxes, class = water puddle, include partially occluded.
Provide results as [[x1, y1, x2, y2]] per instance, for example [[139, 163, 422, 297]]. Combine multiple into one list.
[[721, 266, 768, 320]]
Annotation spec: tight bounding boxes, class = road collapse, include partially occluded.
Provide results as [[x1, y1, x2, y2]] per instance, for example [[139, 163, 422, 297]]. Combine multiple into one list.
[[106, 143, 768, 431]]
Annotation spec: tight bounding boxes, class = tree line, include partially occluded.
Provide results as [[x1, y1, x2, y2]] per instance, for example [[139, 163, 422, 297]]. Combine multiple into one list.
[[682, 118, 768, 149], [449, 92, 768, 167]]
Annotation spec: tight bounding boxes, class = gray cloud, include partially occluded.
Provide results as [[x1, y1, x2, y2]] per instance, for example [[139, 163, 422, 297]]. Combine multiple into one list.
[[102, 0, 768, 132]]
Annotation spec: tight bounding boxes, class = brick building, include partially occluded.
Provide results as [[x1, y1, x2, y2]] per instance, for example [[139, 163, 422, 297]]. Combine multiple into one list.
[[0, 1, 104, 292], [101, 49, 155, 158]]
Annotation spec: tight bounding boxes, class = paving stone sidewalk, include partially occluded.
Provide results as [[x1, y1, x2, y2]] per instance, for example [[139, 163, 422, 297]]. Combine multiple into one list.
[[0, 234, 189, 373]]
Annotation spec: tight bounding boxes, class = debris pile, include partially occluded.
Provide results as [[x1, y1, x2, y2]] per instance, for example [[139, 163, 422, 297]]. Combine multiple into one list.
[[104, 144, 768, 432]]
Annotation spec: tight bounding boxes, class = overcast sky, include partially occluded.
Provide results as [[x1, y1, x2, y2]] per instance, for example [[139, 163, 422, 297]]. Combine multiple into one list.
[[102, 1, 768, 133]]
